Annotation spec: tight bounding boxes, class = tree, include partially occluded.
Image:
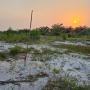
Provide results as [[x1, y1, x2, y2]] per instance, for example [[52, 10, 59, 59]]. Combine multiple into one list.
[[51, 24, 65, 35], [39, 26, 50, 35]]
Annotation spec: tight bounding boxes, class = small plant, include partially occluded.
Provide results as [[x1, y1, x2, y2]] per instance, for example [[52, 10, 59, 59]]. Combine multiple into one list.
[[62, 34, 67, 40], [9, 46, 26, 56], [43, 77, 90, 90], [0, 52, 7, 60], [52, 68, 60, 74]]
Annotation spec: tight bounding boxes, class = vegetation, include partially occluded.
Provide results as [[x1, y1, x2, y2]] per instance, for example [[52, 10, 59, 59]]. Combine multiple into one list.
[[0, 24, 89, 43], [30, 29, 40, 42], [52, 68, 60, 74], [9, 46, 27, 56], [43, 78, 90, 90], [30, 48, 54, 61], [53, 44, 90, 54], [0, 52, 7, 60], [0, 24, 89, 90]]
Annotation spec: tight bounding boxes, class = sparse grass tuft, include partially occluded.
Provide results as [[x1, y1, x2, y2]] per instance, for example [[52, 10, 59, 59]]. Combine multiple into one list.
[[52, 68, 60, 74], [9, 46, 27, 56], [43, 77, 90, 90], [54, 44, 90, 55], [0, 52, 7, 60]]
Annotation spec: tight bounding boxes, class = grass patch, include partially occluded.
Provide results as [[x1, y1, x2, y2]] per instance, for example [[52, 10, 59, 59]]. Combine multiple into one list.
[[53, 44, 90, 55], [30, 48, 60, 61], [9, 46, 27, 56], [43, 78, 90, 90], [52, 68, 60, 74], [28, 47, 41, 54]]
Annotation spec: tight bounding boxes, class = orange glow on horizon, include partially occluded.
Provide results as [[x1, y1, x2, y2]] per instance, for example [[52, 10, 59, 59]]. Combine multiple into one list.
[[60, 11, 87, 28]]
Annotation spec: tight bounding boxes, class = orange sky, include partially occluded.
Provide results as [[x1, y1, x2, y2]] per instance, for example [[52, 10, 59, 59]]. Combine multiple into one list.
[[0, 0, 89, 30]]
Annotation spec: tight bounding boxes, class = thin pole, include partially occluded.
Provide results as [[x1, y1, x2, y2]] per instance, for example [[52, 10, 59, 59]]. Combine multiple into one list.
[[24, 10, 33, 65]]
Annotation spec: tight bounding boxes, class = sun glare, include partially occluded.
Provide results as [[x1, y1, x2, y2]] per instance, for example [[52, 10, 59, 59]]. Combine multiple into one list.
[[71, 16, 80, 27], [73, 19, 78, 24]]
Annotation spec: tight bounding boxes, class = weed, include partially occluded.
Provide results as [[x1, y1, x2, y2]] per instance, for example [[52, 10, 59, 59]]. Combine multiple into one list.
[[9, 46, 26, 56]]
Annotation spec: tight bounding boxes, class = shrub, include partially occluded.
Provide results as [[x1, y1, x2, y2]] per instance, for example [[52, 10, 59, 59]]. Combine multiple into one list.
[[9, 46, 26, 56]]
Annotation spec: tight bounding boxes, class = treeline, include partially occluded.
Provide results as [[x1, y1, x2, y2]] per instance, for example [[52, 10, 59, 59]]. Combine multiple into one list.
[[0, 24, 90, 42], [1, 24, 90, 35]]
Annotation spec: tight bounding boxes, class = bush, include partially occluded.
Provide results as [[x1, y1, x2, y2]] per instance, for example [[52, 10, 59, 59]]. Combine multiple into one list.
[[9, 46, 26, 56]]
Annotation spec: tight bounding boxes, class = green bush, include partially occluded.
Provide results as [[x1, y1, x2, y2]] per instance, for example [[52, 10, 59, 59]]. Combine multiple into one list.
[[9, 46, 26, 56]]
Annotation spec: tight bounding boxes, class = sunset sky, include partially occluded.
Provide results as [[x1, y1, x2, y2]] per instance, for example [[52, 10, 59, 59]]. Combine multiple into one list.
[[0, 0, 89, 30]]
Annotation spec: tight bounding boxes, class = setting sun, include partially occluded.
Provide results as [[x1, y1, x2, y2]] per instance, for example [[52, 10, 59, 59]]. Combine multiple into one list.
[[63, 12, 85, 28], [71, 16, 80, 27], [73, 19, 78, 24]]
